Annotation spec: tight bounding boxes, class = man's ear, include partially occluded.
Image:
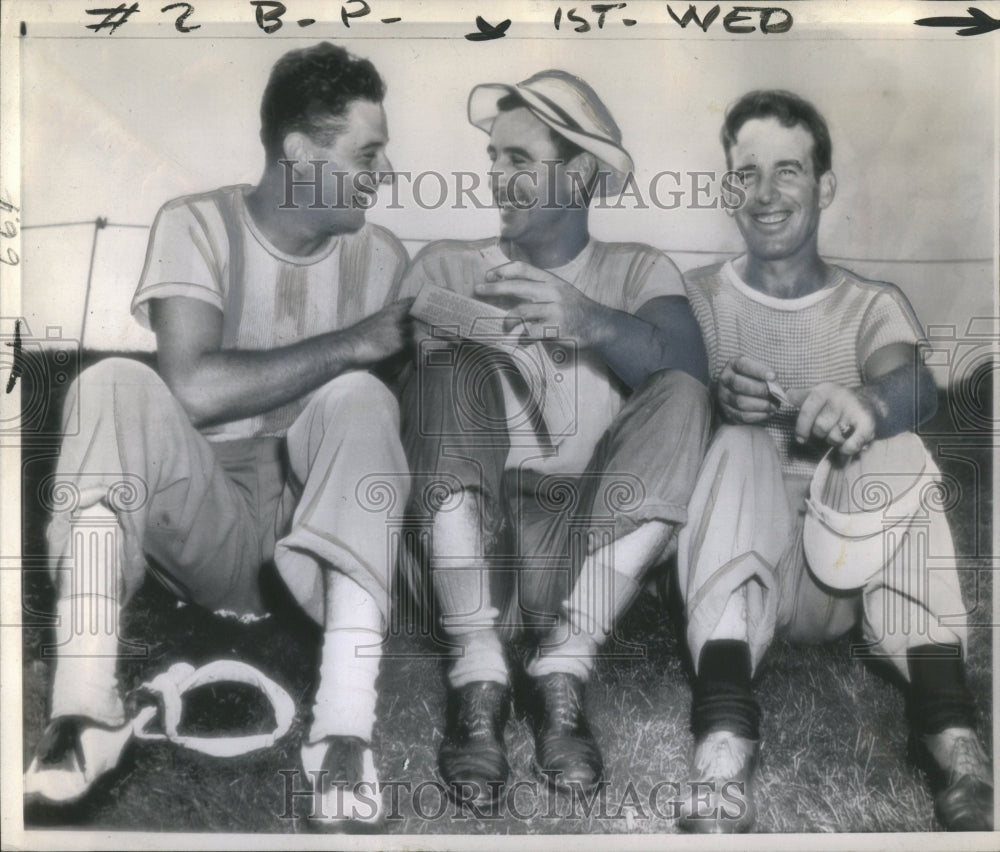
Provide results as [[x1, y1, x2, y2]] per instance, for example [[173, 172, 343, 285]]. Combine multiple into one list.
[[818, 170, 837, 209], [567, 151, 598, 204], [571, 151, 598, 183], [282, 132, 313, 174]]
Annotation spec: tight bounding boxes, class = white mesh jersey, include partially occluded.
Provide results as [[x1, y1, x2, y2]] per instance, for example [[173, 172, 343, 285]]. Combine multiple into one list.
[[131, 185, 408, 441], [399, 237, 686, 475], [684, 259, 928, 478]]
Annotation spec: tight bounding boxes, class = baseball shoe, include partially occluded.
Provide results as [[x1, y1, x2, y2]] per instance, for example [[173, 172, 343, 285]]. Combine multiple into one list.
[[678, 729, 758, 833], [300, 735, 383, 832], [530, 672, 603, 793], [24, 716, 134, 806], [438, 681, 510, 807], [916, 727, 993, 831]]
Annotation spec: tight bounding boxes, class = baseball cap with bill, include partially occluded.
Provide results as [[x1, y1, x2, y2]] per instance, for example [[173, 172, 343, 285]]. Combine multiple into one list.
[[468, 69, 634, 197]]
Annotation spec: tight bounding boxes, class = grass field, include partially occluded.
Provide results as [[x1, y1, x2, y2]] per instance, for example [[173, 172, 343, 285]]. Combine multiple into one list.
[[18, 353, 995, 836]]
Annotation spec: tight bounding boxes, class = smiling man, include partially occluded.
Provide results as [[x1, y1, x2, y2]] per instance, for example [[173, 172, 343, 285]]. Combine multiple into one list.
[[399, 70, 710, 806], [24, 42, 411, 830], [677, 89, 992, 833]]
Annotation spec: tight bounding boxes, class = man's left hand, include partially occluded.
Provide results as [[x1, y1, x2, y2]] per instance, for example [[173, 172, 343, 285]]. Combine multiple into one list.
[[786, 382, 877, 456], [475, 261, 610, 347]]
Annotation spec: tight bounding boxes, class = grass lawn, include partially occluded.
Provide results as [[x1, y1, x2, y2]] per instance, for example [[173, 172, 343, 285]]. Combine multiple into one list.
[[18, 354, 995, 836]]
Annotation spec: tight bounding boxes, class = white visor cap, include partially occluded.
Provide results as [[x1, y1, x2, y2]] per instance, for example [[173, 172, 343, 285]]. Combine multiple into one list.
[[803, 434, 931, 590], [468, 69, 634, 197]]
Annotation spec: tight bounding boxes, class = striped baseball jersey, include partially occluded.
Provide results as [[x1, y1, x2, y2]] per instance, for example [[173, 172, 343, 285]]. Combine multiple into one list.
[[131, 185, 408, 441], [684, 259, 927, 478], [399, 236, 686, 475]]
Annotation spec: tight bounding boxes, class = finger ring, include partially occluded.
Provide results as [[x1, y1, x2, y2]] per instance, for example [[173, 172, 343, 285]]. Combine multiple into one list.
[[839, 422, 855, 440]]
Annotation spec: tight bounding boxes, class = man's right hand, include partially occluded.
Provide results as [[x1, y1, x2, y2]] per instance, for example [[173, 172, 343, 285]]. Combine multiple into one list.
[[716, 356, 779, 424], [346, 298, 415, 366]]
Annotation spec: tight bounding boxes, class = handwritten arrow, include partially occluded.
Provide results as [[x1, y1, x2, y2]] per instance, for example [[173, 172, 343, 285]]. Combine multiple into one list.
[[465, 15, 512, 41], [915, 6, 1000, 36]]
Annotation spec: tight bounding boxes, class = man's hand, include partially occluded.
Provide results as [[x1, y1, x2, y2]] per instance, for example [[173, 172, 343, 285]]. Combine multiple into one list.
[[475, 261, 611, 347], [343, 298, 414, 366], [716, 356, 779, 424], [786, 383, 877, 456]]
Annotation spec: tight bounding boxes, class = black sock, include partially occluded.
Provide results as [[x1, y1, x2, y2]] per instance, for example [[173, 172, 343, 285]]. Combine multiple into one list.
[[691, 640, 760, 740], [907, 644, 977, 735]]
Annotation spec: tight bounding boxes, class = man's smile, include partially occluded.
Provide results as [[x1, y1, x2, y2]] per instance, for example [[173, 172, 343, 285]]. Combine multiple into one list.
[[750, 210, 792, 227]]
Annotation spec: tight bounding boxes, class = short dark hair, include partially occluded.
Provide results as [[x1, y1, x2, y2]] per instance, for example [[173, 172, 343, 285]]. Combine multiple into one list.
[[259, 42, 385, 161], [721, 89, 832, 176], [496, 92, 585, 163]]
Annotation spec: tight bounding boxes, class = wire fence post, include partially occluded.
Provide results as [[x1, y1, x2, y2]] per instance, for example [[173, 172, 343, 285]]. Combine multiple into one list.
[[78, 217, 108, 349]]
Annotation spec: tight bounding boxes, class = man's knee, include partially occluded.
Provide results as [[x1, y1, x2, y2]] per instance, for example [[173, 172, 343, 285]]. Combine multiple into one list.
[[871, 431, 930, 473], [72, 357, 166, 402], [711, 424, 770, 455], [641, 368, 709, 410], [313, 371, 400, 427], [66, 358, 180, 436]]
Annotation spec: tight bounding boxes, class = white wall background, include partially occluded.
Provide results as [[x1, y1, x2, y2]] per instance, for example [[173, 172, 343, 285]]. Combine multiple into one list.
[[18, 24, 996, 388]]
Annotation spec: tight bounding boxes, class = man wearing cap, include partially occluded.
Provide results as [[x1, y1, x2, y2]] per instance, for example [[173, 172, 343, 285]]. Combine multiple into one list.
[[399, 70, 710, 803], [676, 89, 992, 832], [25, 42, 411, 830]]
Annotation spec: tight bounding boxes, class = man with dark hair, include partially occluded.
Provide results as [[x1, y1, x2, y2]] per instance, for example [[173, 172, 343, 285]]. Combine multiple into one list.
[[719, 88, 833, 175], [400, 70, 710, 806], [677, 88, 992, 833], [24, 42, 411, 830], [259, 41, 387, 161]]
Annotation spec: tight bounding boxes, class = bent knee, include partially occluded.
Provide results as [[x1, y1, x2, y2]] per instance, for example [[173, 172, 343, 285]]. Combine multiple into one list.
[[697, 425, 784, 486], [864, 432, 930, 473], [635, 369, 711, 435], [711, 424, 775, 455], [78, 356, 160, 387], [314, 371, 400, 425], [643, 368, 709, 406], [71, 357, 171, 407]]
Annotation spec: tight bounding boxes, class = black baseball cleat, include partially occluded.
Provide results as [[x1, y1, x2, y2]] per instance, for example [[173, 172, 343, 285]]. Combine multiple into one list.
[[530, 672, 603, 793], [300, 735, 383, 832], [438, 680, 511, 807], [915, 727, 994, 831], [678, 729, 758, 834]]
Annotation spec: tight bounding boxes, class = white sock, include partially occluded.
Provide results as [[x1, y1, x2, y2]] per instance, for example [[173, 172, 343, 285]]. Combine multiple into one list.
[[445, 609, 508, 688], [49, 505, 124, 726], [529, 525, 664, 682], [309, 573, 383, 744], [432, 491, 508, 687], [309, 628, 382, 744]]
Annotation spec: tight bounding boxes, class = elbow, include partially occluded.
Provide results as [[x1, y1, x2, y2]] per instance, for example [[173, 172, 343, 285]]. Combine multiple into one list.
[[156, 362, 216, 428], [169, 381, 215, 427], [178, 393, 216, 429]]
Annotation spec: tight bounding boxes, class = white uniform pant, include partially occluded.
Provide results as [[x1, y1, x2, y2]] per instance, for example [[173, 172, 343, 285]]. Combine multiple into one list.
[[677, 426, 967, 678], [46, 358, 409, 723]]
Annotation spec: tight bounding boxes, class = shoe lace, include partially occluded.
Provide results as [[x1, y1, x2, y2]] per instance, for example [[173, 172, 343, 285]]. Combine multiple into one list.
[[945, 732, 990, 785], [462, 686, 498, 739], [546, 676, 582, 729]]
